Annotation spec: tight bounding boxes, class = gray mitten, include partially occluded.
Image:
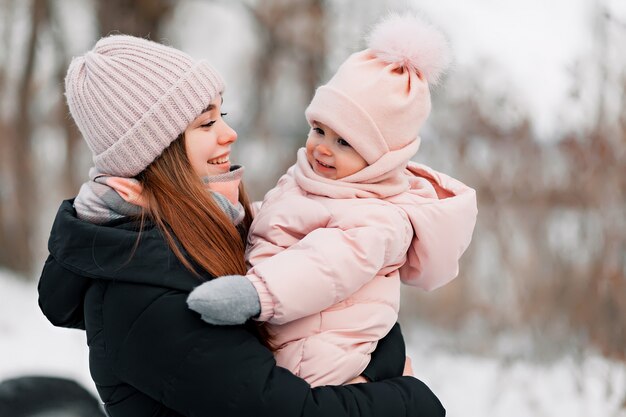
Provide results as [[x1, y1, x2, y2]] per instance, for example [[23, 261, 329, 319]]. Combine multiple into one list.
[[187, 275, 261, 325]]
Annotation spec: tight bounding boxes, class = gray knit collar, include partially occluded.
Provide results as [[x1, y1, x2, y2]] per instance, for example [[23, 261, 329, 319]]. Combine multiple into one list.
[[201, 165, 244, 185], [74, 166, 246, 225], [202, 165, 246, 225]]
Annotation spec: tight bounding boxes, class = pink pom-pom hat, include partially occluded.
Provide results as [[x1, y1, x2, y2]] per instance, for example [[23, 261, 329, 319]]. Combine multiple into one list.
[[305, 12, 451, 183]]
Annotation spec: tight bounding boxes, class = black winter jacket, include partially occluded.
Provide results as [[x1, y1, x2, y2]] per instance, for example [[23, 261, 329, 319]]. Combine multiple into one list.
[[38, 200, 445, 417]]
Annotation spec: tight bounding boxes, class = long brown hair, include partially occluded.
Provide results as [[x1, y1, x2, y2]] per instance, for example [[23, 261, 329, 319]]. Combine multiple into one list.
[[135, 134, 273, 347], [136, 134, 252, 278]]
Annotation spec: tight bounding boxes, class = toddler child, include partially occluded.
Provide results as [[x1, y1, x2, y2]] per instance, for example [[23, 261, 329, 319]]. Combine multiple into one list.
[[187, 13, 478, 387]]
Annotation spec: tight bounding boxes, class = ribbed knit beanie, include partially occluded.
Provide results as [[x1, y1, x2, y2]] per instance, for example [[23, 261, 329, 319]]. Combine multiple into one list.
[[305, 13, 451, 179], [65, 35, 225, 177]]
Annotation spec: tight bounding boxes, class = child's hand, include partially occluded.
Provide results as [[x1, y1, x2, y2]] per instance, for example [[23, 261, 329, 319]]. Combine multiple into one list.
[[187, 275, 261, 325]]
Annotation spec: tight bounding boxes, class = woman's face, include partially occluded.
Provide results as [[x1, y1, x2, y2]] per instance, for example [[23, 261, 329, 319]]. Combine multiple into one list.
[[305, 121, 368, 180], [184, 96, 237, 177]]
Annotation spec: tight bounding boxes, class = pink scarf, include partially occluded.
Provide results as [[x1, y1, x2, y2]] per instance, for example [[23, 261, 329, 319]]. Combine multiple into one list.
[[293, 146, 419, 199]]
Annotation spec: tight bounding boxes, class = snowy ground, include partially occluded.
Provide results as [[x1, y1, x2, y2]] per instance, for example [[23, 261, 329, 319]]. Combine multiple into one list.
[[1, 268, 625, 417], [404, 327, 626, 417], [0, 268, 93, 391]]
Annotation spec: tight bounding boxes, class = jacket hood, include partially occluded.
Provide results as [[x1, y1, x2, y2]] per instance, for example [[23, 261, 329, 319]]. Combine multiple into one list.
[[38, 200, 206, 328], [386, 162, 477, 291]]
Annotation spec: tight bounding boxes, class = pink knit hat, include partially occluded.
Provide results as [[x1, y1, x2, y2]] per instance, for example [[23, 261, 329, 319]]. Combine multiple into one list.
[[65, 35, 225, 177], [305, 13, 451, 181]]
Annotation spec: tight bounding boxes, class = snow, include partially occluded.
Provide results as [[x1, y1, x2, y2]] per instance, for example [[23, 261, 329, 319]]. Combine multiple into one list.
[[412, 0, 594, 139], [405, 325, 626, 417], [2, 268, 624, 416], [0, 269, 94, 393]]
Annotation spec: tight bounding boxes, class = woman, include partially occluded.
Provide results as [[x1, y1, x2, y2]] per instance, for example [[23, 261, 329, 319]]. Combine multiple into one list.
[[37, 34, 445, 416]]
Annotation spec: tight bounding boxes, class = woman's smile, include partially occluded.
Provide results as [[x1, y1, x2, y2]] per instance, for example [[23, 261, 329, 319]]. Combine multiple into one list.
[[208, 153, 230, 165]]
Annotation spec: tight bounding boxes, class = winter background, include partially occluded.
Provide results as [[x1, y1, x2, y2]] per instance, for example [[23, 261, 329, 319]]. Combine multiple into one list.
[[1, 0, 625, 416]]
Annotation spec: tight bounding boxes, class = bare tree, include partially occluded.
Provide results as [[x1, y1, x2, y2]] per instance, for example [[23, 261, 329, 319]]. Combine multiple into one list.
[[96, 0, 175, 39], [0, 0, 176, 275], [208, 0, 327, 198], [406, 3, 626, 363], [237, 0, 326, 139], [0, 0, 48, 273]]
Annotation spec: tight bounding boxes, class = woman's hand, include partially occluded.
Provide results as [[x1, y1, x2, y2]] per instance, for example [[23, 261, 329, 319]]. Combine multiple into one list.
[[361, 322, 406, 382], [346, 375, 368, 384], [403, 357, 414, 377], [349, 356, 412, 385]]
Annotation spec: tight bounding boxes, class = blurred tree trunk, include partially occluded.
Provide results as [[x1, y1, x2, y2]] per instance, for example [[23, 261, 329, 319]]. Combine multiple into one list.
[[96, 0, 175, 39], [222, 0, 327, 198], [233, 0, 326, 140], [45, 1, 81, 198], [0, 0, 15, 269], [0, 0, 47, 274]]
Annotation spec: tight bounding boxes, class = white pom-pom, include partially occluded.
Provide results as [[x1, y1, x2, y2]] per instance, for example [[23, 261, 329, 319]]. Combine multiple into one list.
[[367, 12, 452, 85]]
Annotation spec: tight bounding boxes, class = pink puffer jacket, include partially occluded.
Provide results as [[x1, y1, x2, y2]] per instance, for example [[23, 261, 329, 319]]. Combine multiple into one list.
[[245, 149, 477, 386]]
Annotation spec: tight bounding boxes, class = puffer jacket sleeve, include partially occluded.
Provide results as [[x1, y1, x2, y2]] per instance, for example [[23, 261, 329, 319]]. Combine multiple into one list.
[[114, 291, 445, 417], [394, 162, 478, 291], [247, 205, 409, 324], [38, 255, 89, 330]]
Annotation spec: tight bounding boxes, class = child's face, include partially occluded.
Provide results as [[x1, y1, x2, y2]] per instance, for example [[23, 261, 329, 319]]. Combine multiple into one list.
[[184, 96, 237, 177], [305, 121, 367, 180]]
